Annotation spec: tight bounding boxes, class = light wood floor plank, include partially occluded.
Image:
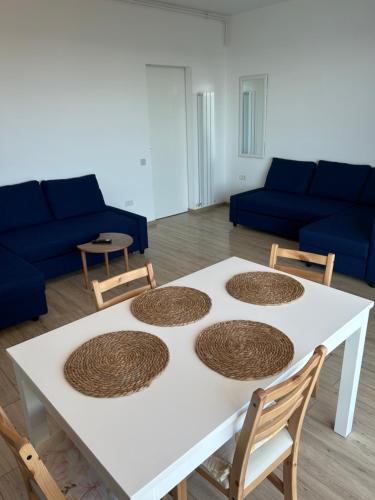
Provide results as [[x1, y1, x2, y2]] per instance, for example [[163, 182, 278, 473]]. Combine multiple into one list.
[[0, 468, 28, 500], [0, 368, 18, 408]]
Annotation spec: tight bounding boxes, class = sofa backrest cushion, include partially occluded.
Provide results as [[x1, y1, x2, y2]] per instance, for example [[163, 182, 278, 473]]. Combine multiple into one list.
[[42, 174, 106, 220], [264, 158, 316, 194], [0, 180, 52, 233], [309, 161, 371, 202], [360, 167, 375, 205]]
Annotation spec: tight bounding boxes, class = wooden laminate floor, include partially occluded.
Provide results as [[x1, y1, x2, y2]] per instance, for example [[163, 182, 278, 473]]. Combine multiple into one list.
[[0, 205, 374, 499]]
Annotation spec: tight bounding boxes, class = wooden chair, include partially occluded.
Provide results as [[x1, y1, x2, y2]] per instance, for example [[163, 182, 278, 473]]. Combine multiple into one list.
[[0, 405, 63, 499], [92, 261, 156, 311], [191, 345, 327, 500], [0, 405, 119, 499], [269, 243, 335, 287]]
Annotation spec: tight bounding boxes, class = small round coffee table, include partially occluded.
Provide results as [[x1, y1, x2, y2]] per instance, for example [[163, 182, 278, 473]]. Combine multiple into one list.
[[77, 232, 134, 288]]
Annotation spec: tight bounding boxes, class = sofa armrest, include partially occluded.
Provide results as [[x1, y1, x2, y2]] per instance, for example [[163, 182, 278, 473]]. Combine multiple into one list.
[[366, 216, 375, 285], [106, 205, 147, 222], [229, 188, 265, 223], [106, 205, 148, 252]]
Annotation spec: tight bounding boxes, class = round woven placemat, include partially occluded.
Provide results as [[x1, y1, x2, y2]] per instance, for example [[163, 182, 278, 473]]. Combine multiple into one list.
[[226, 272, 304, 306], [196, 320, 294, 380], [131, 286, 212, 327], [64, 331, 169, 397]]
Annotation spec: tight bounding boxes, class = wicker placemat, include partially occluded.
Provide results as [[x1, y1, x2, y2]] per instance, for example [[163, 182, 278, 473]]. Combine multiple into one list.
[[131, 286, 212, 326], [64, 331, 169, 397], [226, 272, 304, 305], [196, 320, 294, 380]]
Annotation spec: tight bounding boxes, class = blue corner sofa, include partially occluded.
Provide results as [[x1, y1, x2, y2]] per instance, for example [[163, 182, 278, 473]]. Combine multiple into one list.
[[230, 158, 375, 286], [0, 174, 148, 329]]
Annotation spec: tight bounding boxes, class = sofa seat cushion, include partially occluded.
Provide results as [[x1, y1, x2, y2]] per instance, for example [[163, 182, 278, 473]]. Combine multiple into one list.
[[0, 180, 52, 233], [265, 157, 316, 194], [360, 167, 375, 206], [0, 247, 47, 329], [236, 190, 351, 223], [42, 174, 106, 220], [300, 207, 375, 259], [0, 210, 139, 263], [309, 161, 370, 202], [0, 247, 44, 297]]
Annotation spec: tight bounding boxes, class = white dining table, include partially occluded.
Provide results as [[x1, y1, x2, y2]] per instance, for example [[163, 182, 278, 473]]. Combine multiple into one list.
[[7, 257, 373, 499]]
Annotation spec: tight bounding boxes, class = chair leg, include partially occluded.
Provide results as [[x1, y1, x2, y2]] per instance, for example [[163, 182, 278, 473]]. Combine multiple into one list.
[[170, 480, 188, 500], [283, 458, 297, 500]]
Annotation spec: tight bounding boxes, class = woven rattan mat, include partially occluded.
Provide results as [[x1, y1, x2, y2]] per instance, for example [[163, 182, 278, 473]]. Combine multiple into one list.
[[64, 331, 169, 397], [196, 320, 294, 380], [226, 272, 304, 306], [131, 286, 212, 326]]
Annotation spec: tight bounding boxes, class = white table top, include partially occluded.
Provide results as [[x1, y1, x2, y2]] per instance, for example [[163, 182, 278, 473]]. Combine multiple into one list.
[[8, 257, 373, 499]]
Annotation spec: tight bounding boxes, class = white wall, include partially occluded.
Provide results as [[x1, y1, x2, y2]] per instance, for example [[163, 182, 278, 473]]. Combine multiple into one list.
[[2, 0, 375, 215], [226, 0, 375, 196], [0, 0, 226, 221]]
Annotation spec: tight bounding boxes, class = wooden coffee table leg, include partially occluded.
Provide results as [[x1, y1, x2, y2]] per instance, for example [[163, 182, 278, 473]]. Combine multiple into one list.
[[104, 252, 110, 277], [80, 250, 89, 289], [124, 248, 129, 285], [124, 248, 129, 272]]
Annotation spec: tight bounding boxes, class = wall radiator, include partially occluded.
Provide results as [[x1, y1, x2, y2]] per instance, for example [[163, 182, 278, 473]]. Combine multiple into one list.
[[197, 91, 215, 208]]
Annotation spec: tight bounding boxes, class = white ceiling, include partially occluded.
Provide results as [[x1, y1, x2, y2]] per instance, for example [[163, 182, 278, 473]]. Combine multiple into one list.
[[134, 0, 287, 16]]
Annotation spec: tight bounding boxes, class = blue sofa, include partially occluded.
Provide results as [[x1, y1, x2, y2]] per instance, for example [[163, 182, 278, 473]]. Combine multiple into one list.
[[230, 158, 375, 286], [0, 174, 148, 329]]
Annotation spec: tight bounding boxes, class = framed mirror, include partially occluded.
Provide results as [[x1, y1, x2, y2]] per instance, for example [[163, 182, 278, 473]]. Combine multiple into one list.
[[239, 74, 267, 158]]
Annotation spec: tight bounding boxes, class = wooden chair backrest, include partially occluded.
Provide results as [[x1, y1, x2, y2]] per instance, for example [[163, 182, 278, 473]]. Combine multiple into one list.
[[269, 243, 335, 286], [92, 261, 156, 311], [229, 345, 327, 498], [0, 405, 64, 499]]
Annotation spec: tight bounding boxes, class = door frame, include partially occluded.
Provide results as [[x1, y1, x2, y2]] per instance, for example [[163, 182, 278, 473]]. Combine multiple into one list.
[[146, 64, 195, 217]]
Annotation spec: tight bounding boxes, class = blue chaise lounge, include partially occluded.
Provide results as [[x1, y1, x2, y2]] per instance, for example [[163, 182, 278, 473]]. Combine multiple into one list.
[[230, 158, 375, 286], [0, 174, 148, 329]]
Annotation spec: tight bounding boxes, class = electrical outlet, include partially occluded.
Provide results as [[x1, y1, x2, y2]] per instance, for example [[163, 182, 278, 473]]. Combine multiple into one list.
[[239, 175, 246, 181], [125, 200, 134, 207], [140, 158, 147, 166]]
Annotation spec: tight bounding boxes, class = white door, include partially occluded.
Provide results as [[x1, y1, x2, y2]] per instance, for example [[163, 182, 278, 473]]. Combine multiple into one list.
[[146, 66, 189, 219]]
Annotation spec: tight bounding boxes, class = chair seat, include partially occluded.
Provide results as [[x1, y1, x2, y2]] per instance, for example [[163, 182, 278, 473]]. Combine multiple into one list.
[[37, 431, 117, 499], [201, 428, 293, 490]]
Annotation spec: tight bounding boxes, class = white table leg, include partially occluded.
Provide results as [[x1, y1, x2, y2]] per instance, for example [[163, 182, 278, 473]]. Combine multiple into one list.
[[334, 310, 369, 437], [14, 364, 50, 446]]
